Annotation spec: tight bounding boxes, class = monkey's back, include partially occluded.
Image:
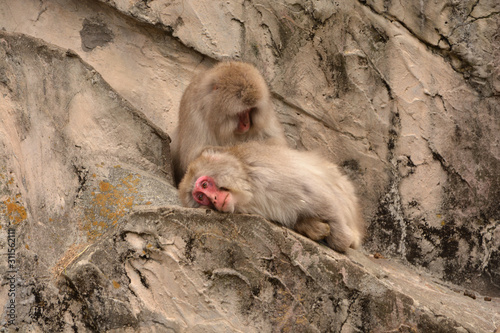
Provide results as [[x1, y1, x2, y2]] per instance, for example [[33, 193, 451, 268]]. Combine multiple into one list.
[[229, 142, 356, 226]]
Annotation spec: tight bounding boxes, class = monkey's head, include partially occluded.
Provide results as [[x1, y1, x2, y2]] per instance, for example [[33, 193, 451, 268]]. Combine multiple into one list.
[[203, 62, 272, 142], [178, 147, 253, 213]]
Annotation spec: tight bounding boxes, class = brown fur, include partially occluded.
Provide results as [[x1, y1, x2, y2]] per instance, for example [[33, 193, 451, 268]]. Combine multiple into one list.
[[295, 218, 331, 241], [171, 61, 287, 185]]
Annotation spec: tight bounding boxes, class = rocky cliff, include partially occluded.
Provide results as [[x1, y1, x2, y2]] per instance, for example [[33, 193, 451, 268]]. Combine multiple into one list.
[[0, 0, 498, 331]]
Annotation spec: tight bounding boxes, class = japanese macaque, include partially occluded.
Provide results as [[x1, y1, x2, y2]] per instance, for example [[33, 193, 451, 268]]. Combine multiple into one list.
[[171, 61, 287, 185], [178, 141, 365, 252]]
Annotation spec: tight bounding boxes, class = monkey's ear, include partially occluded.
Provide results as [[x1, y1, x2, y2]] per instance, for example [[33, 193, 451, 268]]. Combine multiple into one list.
[[202, 70, 218, 94]]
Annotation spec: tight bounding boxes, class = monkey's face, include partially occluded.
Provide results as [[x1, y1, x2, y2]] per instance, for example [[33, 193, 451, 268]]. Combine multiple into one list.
[[192, 175, 236, 213], [235, 108, 254, 134], [207, 63, 268, 139], [211, 87, 258, 138]]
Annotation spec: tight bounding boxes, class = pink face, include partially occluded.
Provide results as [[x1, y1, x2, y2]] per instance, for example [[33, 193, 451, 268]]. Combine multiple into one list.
[[192, 176, 234, 213], [235, 108, 252, 134]]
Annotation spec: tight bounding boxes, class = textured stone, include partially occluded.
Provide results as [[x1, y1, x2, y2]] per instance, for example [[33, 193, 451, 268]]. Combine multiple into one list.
[[0, 30, 177, 330], [62, 206, 500, 332], [0, 0, 499, 331]]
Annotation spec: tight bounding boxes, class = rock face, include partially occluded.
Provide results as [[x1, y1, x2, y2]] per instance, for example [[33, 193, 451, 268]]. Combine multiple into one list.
[[0, 0, 498, 331], [0, 30, 177, 330], [60, 206, 500, 332]]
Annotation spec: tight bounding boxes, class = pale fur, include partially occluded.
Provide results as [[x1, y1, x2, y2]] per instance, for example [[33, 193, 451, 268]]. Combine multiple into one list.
[[171, 61, 287, 185], [178, 141, 365, 252]]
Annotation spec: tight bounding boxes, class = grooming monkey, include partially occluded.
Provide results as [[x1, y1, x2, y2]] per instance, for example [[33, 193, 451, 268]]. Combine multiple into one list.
[[171, 61, 287, 185], [178, 141, 365, 252]]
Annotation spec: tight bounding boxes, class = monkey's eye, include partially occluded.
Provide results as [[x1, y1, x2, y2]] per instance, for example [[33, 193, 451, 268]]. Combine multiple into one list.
[[193, 191, 211, 206], [201, 181, 208, 189]]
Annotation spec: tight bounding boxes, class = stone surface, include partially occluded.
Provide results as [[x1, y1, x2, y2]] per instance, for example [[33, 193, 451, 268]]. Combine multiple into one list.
[[0, 30, 177, 330], [39, 206, 500, 332], [0, 0, 499, 331], [0, 0, 216, 133]]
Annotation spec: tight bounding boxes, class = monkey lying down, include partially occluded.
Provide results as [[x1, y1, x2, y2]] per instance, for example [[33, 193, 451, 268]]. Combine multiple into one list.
[[178, 141, 365, 252]]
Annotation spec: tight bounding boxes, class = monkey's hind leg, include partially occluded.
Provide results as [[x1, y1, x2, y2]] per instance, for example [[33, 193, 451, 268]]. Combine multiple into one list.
[[294, 217, 331, 241]]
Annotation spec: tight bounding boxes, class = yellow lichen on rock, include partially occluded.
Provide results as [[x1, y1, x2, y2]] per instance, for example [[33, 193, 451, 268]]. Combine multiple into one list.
[[2, 194, 27, 225], [83, 174, 141, 240]]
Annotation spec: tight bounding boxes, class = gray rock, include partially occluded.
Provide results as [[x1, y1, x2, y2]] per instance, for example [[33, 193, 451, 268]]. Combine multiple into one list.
[[0, 30, 176, 330], [61, 206, 500, 332], [0, 0, 499, 331]]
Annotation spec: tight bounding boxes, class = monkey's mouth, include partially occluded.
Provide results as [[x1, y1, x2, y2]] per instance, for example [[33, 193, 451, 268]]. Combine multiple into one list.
[[236, 109, 252, 134], [220, 192, 230, 211]]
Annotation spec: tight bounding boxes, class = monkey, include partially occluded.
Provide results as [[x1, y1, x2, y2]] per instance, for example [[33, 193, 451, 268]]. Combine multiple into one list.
[[171, 61, 287, 185], [178, 141, 365, 253]]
